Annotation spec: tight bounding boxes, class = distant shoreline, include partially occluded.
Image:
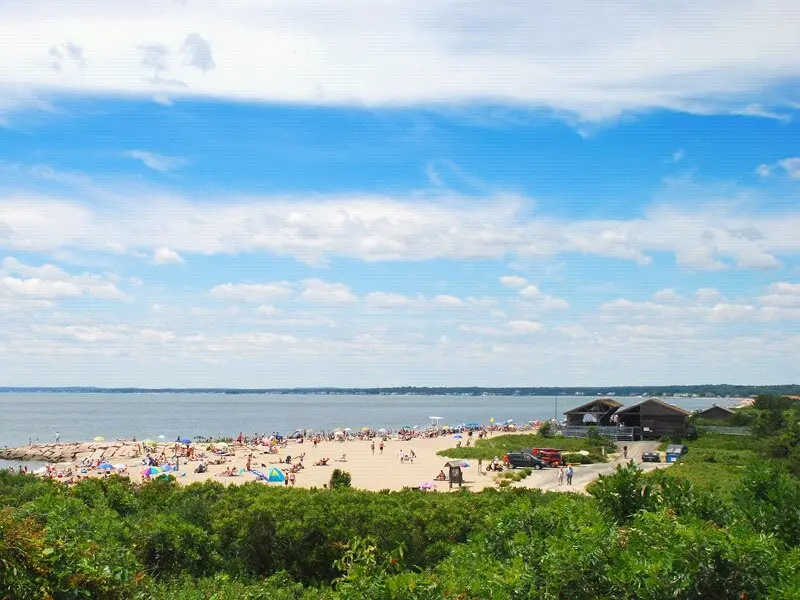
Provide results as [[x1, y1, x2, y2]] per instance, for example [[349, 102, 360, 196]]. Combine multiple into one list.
[[0, 385, 796, 397]]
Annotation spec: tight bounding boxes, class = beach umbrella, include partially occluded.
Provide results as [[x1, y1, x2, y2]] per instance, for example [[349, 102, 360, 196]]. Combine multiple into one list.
[[98, 462, 114, 470], [360, 427, 370, 432], [142, 466, 162, 476], [401, 425, 412, 429], [465, 422, 480, 428], [377, 428, 387, 434], [142, 439, 156, 445], [461, 461, 471, 468], [453, 434, 463, 439], [343, 428, 352, 432], [158, 435, 166, 439], [113, 463, 127, 470], [212, 442, 229, 449], [93, 436, 105, 442], [265, 467, 286, 483], [179, 438, 191, 445]]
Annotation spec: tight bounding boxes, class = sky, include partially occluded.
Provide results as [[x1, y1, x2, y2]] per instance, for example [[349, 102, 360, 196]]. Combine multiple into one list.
[[0, 0, 799, 388]]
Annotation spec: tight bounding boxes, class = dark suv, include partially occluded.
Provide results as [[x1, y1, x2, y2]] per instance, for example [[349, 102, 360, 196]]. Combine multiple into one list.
[[506, 452, 546, 470]]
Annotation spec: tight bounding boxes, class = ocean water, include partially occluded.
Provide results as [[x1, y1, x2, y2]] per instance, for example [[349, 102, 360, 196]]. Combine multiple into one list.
[[0, 392, 727, 454]]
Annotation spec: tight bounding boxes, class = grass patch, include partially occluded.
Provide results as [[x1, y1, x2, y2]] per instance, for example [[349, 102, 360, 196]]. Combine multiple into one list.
[[649, 432, 762, 495], [437, 433, 615, 463], [496, 467, 533, 483]]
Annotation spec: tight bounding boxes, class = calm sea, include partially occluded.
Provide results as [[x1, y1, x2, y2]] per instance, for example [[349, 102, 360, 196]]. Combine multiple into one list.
[[0, 392, 729, 468]]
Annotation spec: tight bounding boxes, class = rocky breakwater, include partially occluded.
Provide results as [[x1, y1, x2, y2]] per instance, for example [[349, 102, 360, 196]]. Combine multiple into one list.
[[0, 441, 143, 464]]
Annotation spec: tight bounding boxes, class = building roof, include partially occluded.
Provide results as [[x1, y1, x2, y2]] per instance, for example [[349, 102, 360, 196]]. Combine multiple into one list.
[[563, 398, 623, 414], [697, 405, 735, 416], [614, 397, 690, 416]]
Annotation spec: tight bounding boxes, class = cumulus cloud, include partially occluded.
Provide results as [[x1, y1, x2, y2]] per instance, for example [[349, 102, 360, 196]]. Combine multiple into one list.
[[0, 257, 126, 302], [2, 1, 800, 120], [298, 279, 357, 304], [4, 188, 795, 271], [757, 157, 800, 180], [152, 247, 185, 265]]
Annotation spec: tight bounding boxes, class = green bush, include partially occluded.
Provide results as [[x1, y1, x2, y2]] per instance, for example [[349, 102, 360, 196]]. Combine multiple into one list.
[[329, 469, 352, 490]]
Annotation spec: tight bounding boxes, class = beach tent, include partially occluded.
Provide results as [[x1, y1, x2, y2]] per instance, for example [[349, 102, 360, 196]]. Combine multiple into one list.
[[265, 467, 286, 483]]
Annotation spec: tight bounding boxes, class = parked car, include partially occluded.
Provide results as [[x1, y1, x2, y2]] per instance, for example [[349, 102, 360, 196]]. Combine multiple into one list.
[[506, 452, 546, 470], [525, 448, 564, 467], [641, 451, 660, 463]]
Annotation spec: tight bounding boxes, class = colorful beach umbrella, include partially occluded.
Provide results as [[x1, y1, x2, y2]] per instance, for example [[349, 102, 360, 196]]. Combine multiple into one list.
[[142, 466, 163, 476]]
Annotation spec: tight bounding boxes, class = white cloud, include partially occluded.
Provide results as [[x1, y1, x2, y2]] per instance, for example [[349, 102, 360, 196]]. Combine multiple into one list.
[[0, 257, 126, 302], [257, 304, 280, 316], [756, 157, 800, 180], [433, 294, 464, 307], [153, 247, 185, 265], [123, 150, 187, 173], [507, 320, 545, 334], [299, 279, 357, 304], [363, 292, 416, 308], [518, 284, 569, 310], [209, 282, 294, 302], [500, 275, 527, 288], [1, 191, 798, 271], [2, 1, 800, 121], [671, 149, 686, 163]]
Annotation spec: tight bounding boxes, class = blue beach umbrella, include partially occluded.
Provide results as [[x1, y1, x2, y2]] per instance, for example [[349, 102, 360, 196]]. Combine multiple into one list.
[[453, 434, 463, 439], [179, 438, 192, 444], [98, 463, 114, 470]]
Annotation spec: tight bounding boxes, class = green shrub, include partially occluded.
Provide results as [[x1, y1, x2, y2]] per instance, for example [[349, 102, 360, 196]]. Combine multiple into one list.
[[329, 469, 352, 490]]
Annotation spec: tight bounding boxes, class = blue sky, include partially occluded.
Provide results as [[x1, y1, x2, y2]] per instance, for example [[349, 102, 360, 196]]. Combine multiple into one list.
[[1, 0, 799, 387]]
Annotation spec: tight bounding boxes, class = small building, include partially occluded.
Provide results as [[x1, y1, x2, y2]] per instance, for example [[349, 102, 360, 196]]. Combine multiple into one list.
[[696, 405, 736, 421], [614, 398, 689, 439], [564, 398, 623, 427]]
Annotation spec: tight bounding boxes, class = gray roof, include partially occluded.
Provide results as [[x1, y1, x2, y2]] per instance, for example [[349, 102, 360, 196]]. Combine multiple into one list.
[[614, 397, 690, 416]]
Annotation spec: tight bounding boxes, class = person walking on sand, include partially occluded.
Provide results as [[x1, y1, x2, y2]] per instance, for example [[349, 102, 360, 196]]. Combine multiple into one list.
[[379, 441, 384, 454], [371, 441, 375, 455], [566, 464, 573, 485], [557, 466, 565, 486]]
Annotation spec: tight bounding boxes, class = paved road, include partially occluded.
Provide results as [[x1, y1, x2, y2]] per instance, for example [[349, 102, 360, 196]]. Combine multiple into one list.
[[506, 441, 671, 493]]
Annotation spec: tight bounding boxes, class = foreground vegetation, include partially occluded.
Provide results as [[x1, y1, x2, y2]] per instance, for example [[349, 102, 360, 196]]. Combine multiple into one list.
[[2, 394, 800, 599]]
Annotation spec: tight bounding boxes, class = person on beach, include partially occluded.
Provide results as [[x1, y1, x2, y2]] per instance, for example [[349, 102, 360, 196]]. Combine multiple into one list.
[[379, 441, 384, 454], [566, 464, 573, 485], [371, 441, 375, 455], [478, 458, 483, 475], [623, 445, 628, 459], [55, 432, 60, 444], [558, 466, 565, 485]]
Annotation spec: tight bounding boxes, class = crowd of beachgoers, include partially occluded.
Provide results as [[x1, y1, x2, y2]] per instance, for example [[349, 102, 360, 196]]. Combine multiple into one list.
[[3, 419, 548, 491]]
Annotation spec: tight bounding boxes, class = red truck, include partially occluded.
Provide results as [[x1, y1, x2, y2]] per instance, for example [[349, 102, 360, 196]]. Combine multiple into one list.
[[525, 448, 564, 467]]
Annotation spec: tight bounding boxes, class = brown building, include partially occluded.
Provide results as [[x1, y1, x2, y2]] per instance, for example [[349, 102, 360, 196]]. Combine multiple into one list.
[[696, 405, 736, 421], [613, 398, 690, 439]]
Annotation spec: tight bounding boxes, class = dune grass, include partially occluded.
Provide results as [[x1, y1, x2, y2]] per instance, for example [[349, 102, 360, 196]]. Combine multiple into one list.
[[437, 433, 615, 463]]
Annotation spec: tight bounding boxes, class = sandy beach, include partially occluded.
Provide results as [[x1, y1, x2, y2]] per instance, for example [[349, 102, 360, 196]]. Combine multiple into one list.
[[8, 433, 671, 493]]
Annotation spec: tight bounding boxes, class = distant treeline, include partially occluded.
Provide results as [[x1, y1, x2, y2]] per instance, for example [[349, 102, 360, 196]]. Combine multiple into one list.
[[1, 384, 799, 396]]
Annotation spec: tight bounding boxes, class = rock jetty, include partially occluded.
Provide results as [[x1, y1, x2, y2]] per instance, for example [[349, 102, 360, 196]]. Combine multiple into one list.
[[0, 441, 143, 464]]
